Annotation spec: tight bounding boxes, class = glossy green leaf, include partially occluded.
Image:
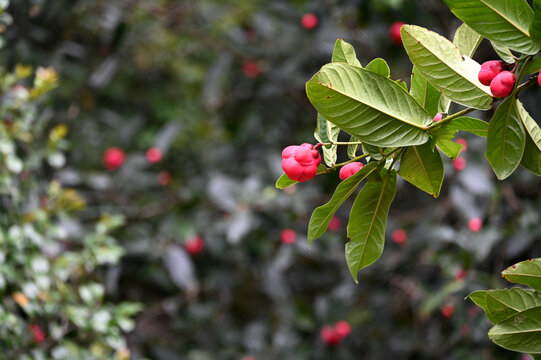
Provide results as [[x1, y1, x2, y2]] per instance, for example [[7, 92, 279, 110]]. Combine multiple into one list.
[[306, 63, 431, 147], [486, 288, 541, 324], [365, 58, 390, 77], [468, 291, 489, 311], [443, 0, 539, 54], [491, 41, 515, 63], [486, 98, 526, 180], [307, 162, 379, 244], [331, 38, 362, 66], [395, 79, 408, 92], [399, 142, 444, 197], [401, 25, 492, 110], [445, 116, 489, 137], [346, 170, 397, 282], [363, 143, 383, 160], [314, 113, 340, 167], [276, 164, 327, 189], [521, 136, 541, 175], [454, 23, 483, 57], [410, 66, 441, 117], [525, 58, 541, 75], [530, 0, 541, 46], [502, 258, 541, 290], [433, 126, 463, 159], [347, 135, 361, 159], [489, 306, 541, 354], [517, 100, 541, 152]]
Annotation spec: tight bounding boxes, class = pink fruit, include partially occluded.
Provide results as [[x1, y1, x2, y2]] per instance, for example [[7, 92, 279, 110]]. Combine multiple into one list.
[[103, 147, 125, 170], [432, 113, 442, 122], [320, 326, 341, 346], [454, 269, 467, 281], [334, 321, 352, 339], [281, 143, 321, 182], [301, 13, 318, 30], [455, 138, 468, 152], [452, 157, 466, 171], [490, 71, 515, 98], [478, 60, 503, 86], [441, 303, 455, 318], [184, 236, 204, 255], [538, 69, 541, 87], [29, 324, 45, 343], [243, 61, 260, 78], [468, 217, 482, 232], [389, 22, 405, 46], [392, 228, 407, 245], [158, 171, 172, 186], [339, 162, 363, 180], [280, 228, 297, 244], [146, 147, 162, 163], [328, 216, 342, 232]]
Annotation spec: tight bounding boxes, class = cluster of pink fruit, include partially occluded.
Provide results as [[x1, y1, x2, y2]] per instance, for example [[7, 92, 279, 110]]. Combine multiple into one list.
[[320, 320, 352, 346], [478, 60, 516, 98], [102, 146, 171, 186]]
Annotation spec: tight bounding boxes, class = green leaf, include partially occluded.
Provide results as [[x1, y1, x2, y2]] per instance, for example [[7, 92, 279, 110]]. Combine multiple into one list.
[[401, 25, 493, 110], [502, 258, 541, 290], [345, 170, 397, 282], [399, 142, 444, 197], [347, 135, 361, 159], [486, 98, 526, 180], [445, 116, 489, 137], [517, 100, 541, 151], [525, 58, 541, 75], [306, 63, 431, 147], [468, 290, 488, 310], [276, 164, 327, 189], [489, 306, 541, 354], [365, 58, 390, 77], [443, 0, 539, 54], [454, 23, 483, 57], [433, 126, 463, 159], [531, 0, 541, 46], [486, 288, 541, 324], [314, 113, 340, 167], [363, 143, 383, 160], [490, 41, 515, 63], [307, 162, 379, 244], [331, 38, 362, 66], [410, 66, 441, 117], [395, 79, 408, 92], [521, 136, 541, 175]]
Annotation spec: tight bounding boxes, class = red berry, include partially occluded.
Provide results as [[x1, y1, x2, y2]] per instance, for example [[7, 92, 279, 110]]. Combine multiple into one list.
[[158, 171, 172, 186], [29, 324, 45, 343], [320, 326, 341, 346], [490, 71, 515, 98], [538, 69, 541, 87], [280, 228, 297, 244], [389, 22, 405, 46], [454, 268, 467, 281], [339, 162, 363, 180], [146, 147, 162, 163], [392, 228, 407, 245], [243, 61, 260, 78], [452, 157, 466, 171], [468, 217, 482, 232], [184, 236, 204, 255], [441, 303, 455, 318], [455, 138, 468, 152], [478, 60, 503, 86], [281, 143, 321, 182], [328, 216, 342, 232], [432, 113, 442, 122], [301, 13, 318, 30], [103, 147, 125, 170], [334, 320, 352, 339]]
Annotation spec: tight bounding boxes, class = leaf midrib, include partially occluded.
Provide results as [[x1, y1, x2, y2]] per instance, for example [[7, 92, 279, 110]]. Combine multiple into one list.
[[412, 146, 435, 194], [479, 0, 530, 37]]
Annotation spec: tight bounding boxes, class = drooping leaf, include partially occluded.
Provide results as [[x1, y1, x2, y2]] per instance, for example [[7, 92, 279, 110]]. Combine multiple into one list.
[[467, 291, 489, 313], [502, 258, 541, 290], [490, 41, 515, 63], [306, 63, 431, 147], [331, 38, 362, 66], [489, 306, 541, 354], [517, 100, 541, 151], [486, 98, 526, 180], [401, 25, 492, 110], [314, 113, 340, 167], [443, 0, 539, 54], [521, 136, 541, 175], [307, 162, 379, 244], [399, 142, 444, 197], [454, 23, 483, 57], [433, 126, 463, 159], [486, 288, 541, 324], [275, 164, 327, 189], [525, 58, 541, 75], [347, 135, 361, 159], [363, 143, 383, 160], [444, 116, 489, 137], [365, 58, 390, 77], [410, 66, 441, 117], [345, 170, 397, 282], [530, 0, 541, 47]]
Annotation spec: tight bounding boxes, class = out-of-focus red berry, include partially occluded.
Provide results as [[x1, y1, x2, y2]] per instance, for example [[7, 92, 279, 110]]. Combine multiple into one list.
[[392, 228, 407, 245], [301, 13, 318, 30], [441, 303, 455, 318], [455, 138, 468, 151], [454, 268, 467, 281], [432, 113, 442, 122], [389, 22, 405, 46], [241, 356, 255, 360], [468, 217, 482, 232], [29, 324, 45, 343], [184, 236, 204, 255], [452, 157, 466, 171], [334, 320, 352, 339], [339, 162, 364, 180], [158, 171, 172, 186], [538, 69, 541, 87], [146, 147, 163, 163], [328, 216, 342, 232], [320, 326, 341, 346], [280, 228, 297, 244], [243, 61, 260, 78], [103, 147, 125, 170]]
